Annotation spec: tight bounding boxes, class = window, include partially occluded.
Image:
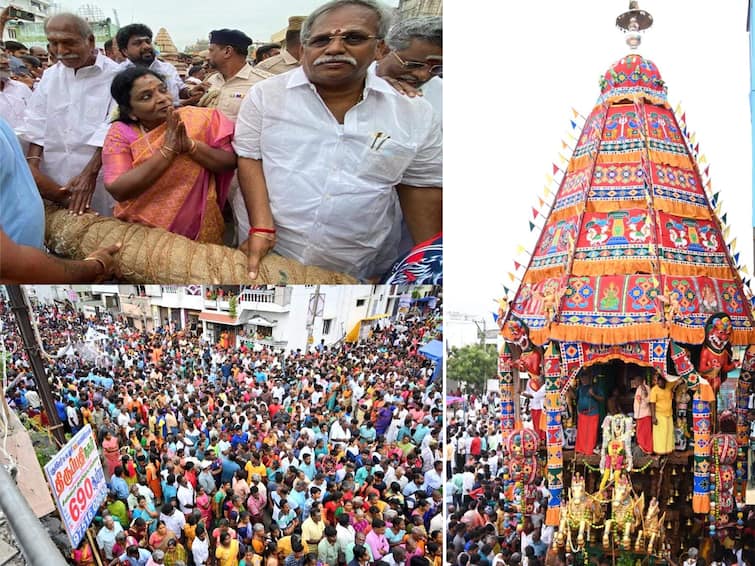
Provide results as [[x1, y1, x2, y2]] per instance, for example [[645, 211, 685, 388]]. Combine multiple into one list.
[[356, 299, 366, 307], [322, 319, 332, 335]]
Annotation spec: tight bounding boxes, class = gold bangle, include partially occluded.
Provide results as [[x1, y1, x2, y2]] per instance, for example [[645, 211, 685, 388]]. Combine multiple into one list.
[[25, 156, 42, 161], [83, 256, 107, 274], [162, 145, 177, 154], [189, 140, 198, 154], [159, 148, 172, 160]]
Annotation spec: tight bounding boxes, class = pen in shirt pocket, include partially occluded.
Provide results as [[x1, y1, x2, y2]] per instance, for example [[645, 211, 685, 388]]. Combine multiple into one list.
[[370, 132, 391, 151]]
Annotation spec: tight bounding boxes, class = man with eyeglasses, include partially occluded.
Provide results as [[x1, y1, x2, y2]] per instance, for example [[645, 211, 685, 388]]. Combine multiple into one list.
[[234, 0, 442, 281], [375, 16, 442, 119]]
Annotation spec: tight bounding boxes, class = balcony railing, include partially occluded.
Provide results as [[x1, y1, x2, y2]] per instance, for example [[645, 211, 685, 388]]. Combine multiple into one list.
[[239, 290, 275, 303]]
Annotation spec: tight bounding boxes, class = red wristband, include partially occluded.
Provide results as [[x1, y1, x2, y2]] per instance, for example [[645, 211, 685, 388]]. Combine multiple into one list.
[[249, 227, 276, 235]]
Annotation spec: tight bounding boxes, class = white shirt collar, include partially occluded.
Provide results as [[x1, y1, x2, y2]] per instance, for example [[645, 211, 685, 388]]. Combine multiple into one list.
[[285, 65, 397, 97]]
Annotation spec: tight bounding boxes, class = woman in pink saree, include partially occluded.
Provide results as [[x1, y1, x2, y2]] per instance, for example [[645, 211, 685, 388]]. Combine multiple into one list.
[[102, 430, 120, 479], [102, 67, 236, 243]]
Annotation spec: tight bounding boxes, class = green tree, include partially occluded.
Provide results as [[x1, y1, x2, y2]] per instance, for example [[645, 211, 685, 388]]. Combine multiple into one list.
[[447, 343, 498, 393], [229, 295, 238, 319]]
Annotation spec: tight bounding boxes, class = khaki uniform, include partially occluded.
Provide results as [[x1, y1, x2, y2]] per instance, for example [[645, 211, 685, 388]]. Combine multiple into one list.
[[206, 63, 273, 121], [255, 49, 299, 75]]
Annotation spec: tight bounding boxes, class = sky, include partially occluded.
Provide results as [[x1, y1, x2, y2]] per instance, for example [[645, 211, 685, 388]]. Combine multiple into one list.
[[60, 0, 397, 51], [444, 1, 754, 333]]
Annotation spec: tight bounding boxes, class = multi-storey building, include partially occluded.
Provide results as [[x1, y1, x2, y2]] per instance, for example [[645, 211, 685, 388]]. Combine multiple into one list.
[[25, 285, 439, 353]]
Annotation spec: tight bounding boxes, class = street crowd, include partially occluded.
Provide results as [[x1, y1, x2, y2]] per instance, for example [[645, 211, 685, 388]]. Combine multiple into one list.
[[1, 295, 444, 566]]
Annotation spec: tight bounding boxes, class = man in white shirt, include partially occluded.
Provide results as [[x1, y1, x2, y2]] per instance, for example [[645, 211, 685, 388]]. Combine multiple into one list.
[[0, 43, 31, 129], [17, 13, 120, 216], [176, 474, 195, 516], [115, 23, 204, 106], [192, 525, 210, 566], [234, 0, 442, 280]]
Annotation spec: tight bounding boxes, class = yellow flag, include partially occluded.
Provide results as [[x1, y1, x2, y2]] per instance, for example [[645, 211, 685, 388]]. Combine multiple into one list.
[[544, 187, 552, 197], [674, 102, 682, 115], [715, 203, 723, 216], [729, 238, 737, 250], [545, 174, 554, 185], [698, 154, 707, 164], [689, 132, 696, 145], [537, 197, 545, 208], [515, 244, 526, 255], [742, 265, 750, 275], [508, 272, 516, 282], [723, 226, 731, 240]]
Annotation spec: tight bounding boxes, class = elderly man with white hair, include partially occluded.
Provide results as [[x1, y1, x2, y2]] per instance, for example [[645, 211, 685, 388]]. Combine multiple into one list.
[[17, 13, 120, 216], [375, 16, 442, 119]]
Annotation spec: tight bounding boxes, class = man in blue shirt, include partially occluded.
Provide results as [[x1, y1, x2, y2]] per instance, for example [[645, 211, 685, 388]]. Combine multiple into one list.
[[220, 454, 241, 484], [110, 466, 130, 502]]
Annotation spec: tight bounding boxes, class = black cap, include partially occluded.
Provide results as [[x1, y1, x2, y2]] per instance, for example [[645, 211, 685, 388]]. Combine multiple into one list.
[[209, 29, 253, 49]]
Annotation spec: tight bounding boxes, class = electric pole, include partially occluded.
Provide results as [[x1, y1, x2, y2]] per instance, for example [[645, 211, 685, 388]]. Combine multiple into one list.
[[5, 286, 66, 447], [306, 285, 321, 350]]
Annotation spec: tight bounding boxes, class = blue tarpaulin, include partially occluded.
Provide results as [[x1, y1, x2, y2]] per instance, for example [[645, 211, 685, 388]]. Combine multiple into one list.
[[419, 339, 443, 383]]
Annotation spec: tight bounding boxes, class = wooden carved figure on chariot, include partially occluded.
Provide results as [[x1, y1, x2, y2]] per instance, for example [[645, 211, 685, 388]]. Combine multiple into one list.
[[504, 317, 543, 380], [554, 472, 604, 552], [635, 496, 665, 555], [697, 313, 737, 428], [602, 474, 643, 552], [598, 415, 634, 491]]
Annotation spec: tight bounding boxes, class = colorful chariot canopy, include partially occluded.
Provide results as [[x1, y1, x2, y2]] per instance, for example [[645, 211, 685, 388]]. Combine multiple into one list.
[[502, 51, 755, 347]]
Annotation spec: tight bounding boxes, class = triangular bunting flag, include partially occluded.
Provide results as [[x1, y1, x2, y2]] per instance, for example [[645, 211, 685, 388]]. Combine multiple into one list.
[[723, 225, 731, 239], [742, 266, 750, 276], [704, 166, 710, 176], [571, 107, 579, 118], [694, 143, 699, 153], [529, 221, 536, 232], [711, 191, 719, 205], [699, 154, 707, 165], [570, 120, 577, 129], [532, 207, 539, 219], [715, 203, 723, 216], [544, 187, 552, 197], [721, 213, 728, 224], [515, 244, 526, 255], [514, 261, 522, 271], [508, 272, 516, 283], [681, 112, 686, 124], [546, 174, 554, 185], [561, 140, 568, 150], [537, 197, 545, 208], [553, 163, 560, 175], [492, 311, 499, 323], [734, 252, 740, 263], [729, 238, 737, 250], [567, 132, 577, 142], [690, 132, 696, 145]]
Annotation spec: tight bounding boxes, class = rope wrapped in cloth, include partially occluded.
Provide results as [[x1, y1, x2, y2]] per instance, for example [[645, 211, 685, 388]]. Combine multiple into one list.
[[44, 204, 356, 284]]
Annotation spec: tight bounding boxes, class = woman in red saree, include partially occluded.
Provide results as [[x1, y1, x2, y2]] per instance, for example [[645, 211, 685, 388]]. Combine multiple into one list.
[[102, 67, 236, 243]]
